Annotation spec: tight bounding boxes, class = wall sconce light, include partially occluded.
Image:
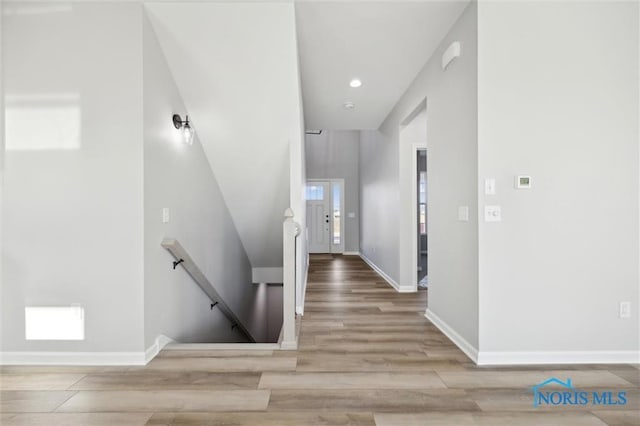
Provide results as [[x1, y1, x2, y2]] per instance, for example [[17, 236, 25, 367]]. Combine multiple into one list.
[[172, 114, 194, 145]]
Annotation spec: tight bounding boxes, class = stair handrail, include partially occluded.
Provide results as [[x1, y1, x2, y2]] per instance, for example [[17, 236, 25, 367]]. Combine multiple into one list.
[[161, 238, 256, 343]]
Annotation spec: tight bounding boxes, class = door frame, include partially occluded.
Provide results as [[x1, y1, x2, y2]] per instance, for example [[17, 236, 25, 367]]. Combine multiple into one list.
[[306, 180, 332, 254], [307, 178, 345, 254], [412, 143, 427, 292]]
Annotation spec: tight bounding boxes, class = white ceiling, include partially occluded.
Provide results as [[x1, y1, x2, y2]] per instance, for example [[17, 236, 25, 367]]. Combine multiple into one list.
[[295, 1, 469, 130]]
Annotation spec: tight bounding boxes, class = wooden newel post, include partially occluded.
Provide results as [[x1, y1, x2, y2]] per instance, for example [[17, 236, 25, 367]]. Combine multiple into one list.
[[281, 208, 299, 349]]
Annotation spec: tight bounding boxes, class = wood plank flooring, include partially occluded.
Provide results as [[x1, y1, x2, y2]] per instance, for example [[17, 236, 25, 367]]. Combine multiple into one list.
[[1, 254, 638, 425]]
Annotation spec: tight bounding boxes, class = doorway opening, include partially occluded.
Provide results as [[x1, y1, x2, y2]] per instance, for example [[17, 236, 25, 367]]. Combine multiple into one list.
[[306, 179, 345, 254], [417, 150, 428, 289], [400, 97, 427, 293]]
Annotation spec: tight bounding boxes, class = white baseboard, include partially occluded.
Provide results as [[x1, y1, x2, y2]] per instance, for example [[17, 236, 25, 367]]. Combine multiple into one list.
[[0, 351, 147, 366], [279, 340, 298, 350], [425, 309, 639, 365], [359, 252, 402, 292], [343, 251, 360, 255], [0, 335, 173, 366], [425, 308, 478, 363], [144, 334, 173, 364], [165, 342, 281, 350], [296, 305, 304, 315], [477, 350, 640, 365]]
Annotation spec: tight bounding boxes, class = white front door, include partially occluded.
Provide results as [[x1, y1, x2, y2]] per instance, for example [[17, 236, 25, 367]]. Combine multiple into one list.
[[306, 181, 331, 253]]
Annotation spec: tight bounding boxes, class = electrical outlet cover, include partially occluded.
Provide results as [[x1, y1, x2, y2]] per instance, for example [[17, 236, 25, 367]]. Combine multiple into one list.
[[484, 205, 501, 222]]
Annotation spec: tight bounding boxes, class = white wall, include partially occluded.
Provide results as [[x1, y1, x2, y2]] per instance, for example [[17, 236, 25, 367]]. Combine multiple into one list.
[[359, 130, 400, 282], [0, 2, 281, 363], [306, 130, 360, 253], [1, 2, 145, 353], [360, 1, 638, 363], [477, 1, 639, 360], [142, 13, 263, 346], [267, 284, 283, 342], [360, 3, 479, 348], [145, 3, 304, 270]]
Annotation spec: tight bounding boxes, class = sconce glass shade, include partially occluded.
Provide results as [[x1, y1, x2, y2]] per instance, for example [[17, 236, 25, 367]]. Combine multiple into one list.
[[182, 121, 194, 145], [172, 114, 195, 145]]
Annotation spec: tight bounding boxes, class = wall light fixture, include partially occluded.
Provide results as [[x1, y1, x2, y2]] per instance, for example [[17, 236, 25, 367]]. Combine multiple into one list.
[[172, 114, 194, 145]]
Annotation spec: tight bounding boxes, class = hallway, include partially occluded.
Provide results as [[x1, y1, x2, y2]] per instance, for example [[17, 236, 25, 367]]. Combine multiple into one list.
[[0, 255, 638, 425]]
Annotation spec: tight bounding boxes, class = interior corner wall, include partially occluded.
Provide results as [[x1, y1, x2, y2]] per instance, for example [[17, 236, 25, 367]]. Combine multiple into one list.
[[363, 3, 478, 348], [359, 129, 400, 283], [142, 12, 263, 345], [306, 130, 361, 253], [1, 2, 145, 353], [477, 1, 639, 358]]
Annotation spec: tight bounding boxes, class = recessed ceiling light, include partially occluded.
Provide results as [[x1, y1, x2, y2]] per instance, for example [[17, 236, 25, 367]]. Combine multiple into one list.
[[343, 101, 355, 110], [349, 79, 362, 88]]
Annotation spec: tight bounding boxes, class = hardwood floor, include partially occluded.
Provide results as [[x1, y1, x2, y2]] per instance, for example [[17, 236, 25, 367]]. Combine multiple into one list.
[[1, 254, 638, 425]]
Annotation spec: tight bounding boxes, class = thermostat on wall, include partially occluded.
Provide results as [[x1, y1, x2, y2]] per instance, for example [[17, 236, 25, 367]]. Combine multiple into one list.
[[515, 175, 532, 189]]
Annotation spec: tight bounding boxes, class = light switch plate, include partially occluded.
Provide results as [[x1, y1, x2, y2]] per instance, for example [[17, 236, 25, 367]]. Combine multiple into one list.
[[162, 208, 170, 223], [347, 212, 356, 219], [619, 302, 631, 319], [484, 205, 501, 222], [485, 179, 496, 195], [458, 206, 469, 222]]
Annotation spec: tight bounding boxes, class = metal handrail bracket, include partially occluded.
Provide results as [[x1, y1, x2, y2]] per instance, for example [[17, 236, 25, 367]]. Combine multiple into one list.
[[161, 238, 256, 343]]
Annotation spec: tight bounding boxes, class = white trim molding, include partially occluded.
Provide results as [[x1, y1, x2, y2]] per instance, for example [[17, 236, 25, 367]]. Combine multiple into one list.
[[280, 340, 298, 350], [343, 251, 360, 256], [0, 351, 147, 366], [477, 351, 640, 366], [425, 308, 478, 363], [164, 342, 280, 351], [359, 252, 398, 290], [144, 334, 174, 364], [0, 334, 174, 366], [425, 308, 639, 366], [359, 252, 414, 293]]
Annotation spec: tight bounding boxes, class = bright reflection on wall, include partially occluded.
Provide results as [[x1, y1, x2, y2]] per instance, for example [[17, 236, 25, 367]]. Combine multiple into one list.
[[5, 94, 81, 151], [2, 3, 73, 16], [25, 306, 85, 340], [252, 282, 268, 342]]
